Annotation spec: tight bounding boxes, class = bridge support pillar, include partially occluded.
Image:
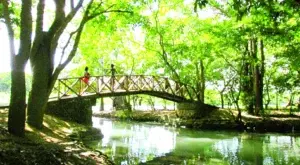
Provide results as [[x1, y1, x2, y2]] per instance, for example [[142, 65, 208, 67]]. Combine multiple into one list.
[[113, 96, 132, 111], [176, 102, 217, 118], [46, 98, 96, 125]]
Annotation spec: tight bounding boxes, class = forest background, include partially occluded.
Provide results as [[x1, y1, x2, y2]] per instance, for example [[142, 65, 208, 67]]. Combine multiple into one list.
[[0, 0, 299, 135]]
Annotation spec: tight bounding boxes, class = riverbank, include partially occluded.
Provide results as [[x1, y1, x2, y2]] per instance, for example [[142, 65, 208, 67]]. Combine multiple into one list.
[[0, 108, 113, 165], [94, 109, 300, 133]]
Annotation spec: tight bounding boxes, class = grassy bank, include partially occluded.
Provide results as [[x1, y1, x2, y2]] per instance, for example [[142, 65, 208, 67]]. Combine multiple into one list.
[[94, 109, 300, 133], [0, 108, 113, 165]]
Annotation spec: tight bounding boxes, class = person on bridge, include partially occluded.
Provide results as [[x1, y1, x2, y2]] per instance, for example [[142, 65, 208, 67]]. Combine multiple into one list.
[[111, 64, 116, 78], [110, 64, 117, 91], [110, 64, 117, 109], [82, 66, 90, 84]]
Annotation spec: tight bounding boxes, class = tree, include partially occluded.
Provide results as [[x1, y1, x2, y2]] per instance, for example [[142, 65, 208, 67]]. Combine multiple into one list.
[[2, 0, 134, 134], [1, 0, 32, 136]]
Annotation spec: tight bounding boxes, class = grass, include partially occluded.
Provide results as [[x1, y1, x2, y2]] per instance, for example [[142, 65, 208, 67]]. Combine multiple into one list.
[[0, 108, 113, 165]]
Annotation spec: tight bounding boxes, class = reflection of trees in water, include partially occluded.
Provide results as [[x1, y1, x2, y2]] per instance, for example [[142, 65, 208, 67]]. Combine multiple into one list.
[[214, 134, 300, 165], [240, 135, 263, 165], [92, 118, 300, 165], [263, 135, 300, 165], [144, 135, 229, 164], [92, 117, 176, 164]]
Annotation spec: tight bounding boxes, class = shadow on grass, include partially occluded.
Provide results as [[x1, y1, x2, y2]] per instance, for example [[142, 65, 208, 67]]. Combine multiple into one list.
[[0, 108, 112, 165], [25, 114, 87, 144]]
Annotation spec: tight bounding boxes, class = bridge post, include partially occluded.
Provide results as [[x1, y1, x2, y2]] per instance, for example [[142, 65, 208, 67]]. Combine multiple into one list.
[[176, 101, 218, 118], [113, 96, 132, 111], [176, 102, 198, 118], [46, 97, 96, 125]]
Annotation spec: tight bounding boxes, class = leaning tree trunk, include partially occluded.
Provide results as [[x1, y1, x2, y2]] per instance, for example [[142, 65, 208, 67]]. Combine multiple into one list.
[[25, 0, 129, 128], [27, 34, 51, 128], [26, 0, 87, 128]]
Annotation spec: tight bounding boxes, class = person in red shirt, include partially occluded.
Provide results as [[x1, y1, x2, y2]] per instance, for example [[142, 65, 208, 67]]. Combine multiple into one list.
[[82, 66, 90, 84]]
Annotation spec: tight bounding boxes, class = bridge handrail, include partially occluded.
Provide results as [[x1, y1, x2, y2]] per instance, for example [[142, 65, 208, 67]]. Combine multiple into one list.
[[52, 75, 199, 102], [57, 75, 197, 90], [58, 74, 173, 80]]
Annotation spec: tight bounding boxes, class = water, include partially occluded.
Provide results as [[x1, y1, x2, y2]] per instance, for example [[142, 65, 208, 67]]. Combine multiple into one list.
[[88, 117, 300, 165]]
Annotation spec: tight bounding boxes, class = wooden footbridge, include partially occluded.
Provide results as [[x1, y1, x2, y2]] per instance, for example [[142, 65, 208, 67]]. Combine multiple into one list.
[[49, 75, 198, 102]]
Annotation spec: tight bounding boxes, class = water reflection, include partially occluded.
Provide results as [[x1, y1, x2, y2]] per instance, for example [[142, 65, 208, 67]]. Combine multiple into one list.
[[91, 117, 300, 165], [214, 134, 300, 165], [92, 117, 176, 164]]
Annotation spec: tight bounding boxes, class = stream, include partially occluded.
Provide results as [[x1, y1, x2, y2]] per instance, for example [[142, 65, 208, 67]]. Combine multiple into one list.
[[86, 117, 300, 165]]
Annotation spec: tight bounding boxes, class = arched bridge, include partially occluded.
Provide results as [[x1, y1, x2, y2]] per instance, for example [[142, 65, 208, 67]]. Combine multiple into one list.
[[50, 75, 199, 102]]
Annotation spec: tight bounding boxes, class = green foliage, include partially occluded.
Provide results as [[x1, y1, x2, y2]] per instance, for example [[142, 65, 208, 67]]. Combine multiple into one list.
[[71, 0, 300, 109], [0, 1, 21, 36], [0, 72, 32, 93], [0, 3, 3, 21], [115, 110, 132, 119], [0, 73, 10, 92]]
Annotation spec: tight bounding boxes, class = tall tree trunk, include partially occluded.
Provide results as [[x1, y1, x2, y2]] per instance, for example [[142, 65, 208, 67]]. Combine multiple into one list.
[[264, 76, 271, 110], [253, 39, 264, 115], [297, 97, 300, 111], [195, 60, 205, 102], [2, 0, 32, 136], [26, 0, 88, 128], [276, 89, 279, 110], [252, 38, 260, 115], [27, 33, 51, 128], [259, 39, 265, 114], [220, 92, 224, 109], [229, 83, 241, 122], [200, 59, 205, 103], [100, 98, 104, 111], [289, 93, 293, 116], [242, 41, 254, 114], [8, 60, 27, 136]]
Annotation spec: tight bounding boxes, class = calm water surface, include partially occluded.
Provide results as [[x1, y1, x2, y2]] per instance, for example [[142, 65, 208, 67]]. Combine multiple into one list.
[[88, 117, 300, 165]]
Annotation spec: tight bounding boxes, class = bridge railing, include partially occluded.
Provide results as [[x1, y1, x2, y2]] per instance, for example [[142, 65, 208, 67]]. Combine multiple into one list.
[[49, 75, 198, 101]]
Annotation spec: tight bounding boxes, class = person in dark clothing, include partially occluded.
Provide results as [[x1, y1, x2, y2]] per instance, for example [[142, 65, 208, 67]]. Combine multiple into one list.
[[111, 64, 116, 78]]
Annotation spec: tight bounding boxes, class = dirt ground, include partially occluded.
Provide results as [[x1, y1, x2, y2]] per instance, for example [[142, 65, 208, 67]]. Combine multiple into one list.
[[0, 108, 114, 165]]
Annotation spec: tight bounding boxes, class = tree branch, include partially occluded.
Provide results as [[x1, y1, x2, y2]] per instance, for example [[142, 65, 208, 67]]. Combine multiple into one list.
[[219, 53, 239, 73], [48, 0, 93, 94], [154, 9, 181, 83], [1, 0, 16, 58], [18, 0, 33, 61], [35, 0, 45, 36], [87, 5, 133, 21], [49, 0, 132, 93], [58, 28, 80, 65], [49, 0, 85, 62], [48, 0, 66, 37], [70, 0, 74, 9], [49, 18, 86, 95]]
